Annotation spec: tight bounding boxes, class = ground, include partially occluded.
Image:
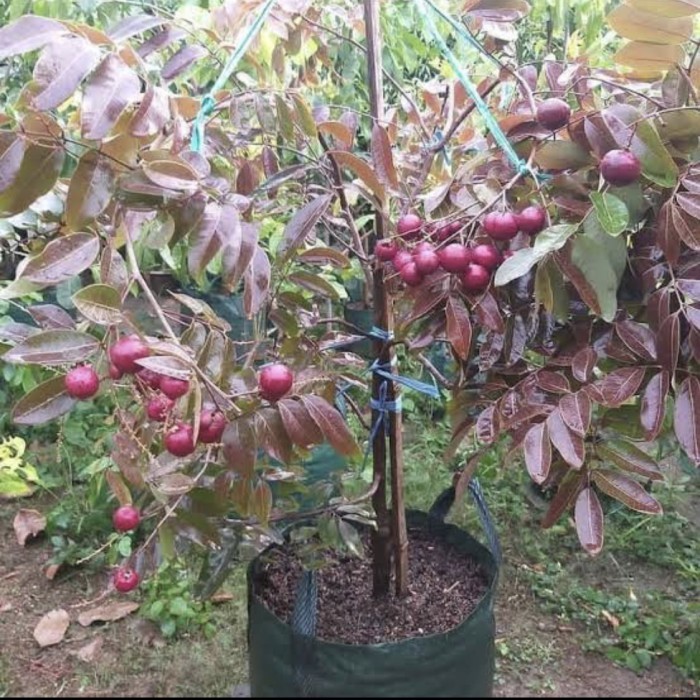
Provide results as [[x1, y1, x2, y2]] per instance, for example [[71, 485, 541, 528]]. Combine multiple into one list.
[[1, 495, 696, 698]]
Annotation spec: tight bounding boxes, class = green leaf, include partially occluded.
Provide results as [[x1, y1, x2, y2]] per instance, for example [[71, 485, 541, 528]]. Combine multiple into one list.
[[494, 247, 541, 286], [117, 536, 132, 557], [590, 192, 629, 236], [570, 237, 619, 322], [72, 284, 122, 325], [533, 224, 579, 255]]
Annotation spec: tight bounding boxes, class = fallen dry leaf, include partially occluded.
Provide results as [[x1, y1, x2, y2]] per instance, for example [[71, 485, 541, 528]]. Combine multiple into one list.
[[44, 564, 61, 580], [77, 600, 139, 627], [601, 609, 620, 630], [33, 609, 70, 647], [14, 509, 46, 546], [210, 591, 234, 604], [71, 635, 104, 663]]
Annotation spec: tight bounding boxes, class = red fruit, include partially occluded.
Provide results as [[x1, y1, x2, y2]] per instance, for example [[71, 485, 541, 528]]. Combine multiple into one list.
[[413, 241, 434, 255], [517, 206, 546, 235], [449, 221, 462, 234], [375, 240, 398, 261], [136, 368, 162, 390], [471, 244, 503, 271], [65, 365, 100, 400], [159, 375, 190, 400], [198, 410, 227, 444], [483, 211, 519, 241], [392, 250, 413, 271], [600, 149, 641, 187], [109, 335, 150, 375], [114, 567, 140, 593], [399, 261, 424, 287], [461, 264, 491, 293], [438, 244, 472, 273], [259, 363, 294, 402], [414, 250, 440, 276], [108, 364, 123, 380], [396, 213, 423, 240], [112, 505, 141, 533], [146, 394, 174, 422], [536, 98, 571, 131], [432, 224, 452, 242], [165, 423, 195, 457]]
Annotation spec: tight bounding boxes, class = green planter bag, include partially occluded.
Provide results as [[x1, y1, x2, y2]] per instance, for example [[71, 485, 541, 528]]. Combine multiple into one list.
[[247, 479, 501, 698]]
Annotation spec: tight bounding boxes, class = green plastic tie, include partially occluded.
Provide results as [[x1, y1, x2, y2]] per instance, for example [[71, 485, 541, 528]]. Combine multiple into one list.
[[190, 0, 278, 153], [417, 0, 539, 181]]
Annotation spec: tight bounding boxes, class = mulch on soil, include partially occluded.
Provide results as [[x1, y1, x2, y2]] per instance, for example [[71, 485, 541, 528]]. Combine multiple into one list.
[[255, 524, 489, 645]]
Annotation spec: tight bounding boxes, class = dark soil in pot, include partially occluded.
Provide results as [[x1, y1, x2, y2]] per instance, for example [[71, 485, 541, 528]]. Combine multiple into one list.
[[254, 525, 489, 645]]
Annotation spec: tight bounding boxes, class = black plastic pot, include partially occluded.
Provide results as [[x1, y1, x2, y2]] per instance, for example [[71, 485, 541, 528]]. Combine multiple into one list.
[[247, 485, 500, 698], [343, 301, 374, 359]]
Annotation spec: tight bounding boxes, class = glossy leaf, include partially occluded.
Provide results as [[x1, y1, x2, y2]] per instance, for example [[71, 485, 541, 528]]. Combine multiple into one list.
[[188, 202, 222, 278], [162, 45, 208, 81], [523, 422, 552, 485], [81, 54, 140, 140], [590, 192, 629, 236], [473, 292, 505, 333], [574, 487, 604, 556], [592, 470, 663, 514], [243, 246, 271, 317], [572, 347, 597, 383], [222, 418, 257, 478], [32, 35, 101, 110], [11, 375, 77, 425], [300, 395, 360, 457], [542, 469, 583, 528], [21, 234, 99, 286], [298, 247, 351, 268], [640, 371, 670, 441], [674, 376, 700, 465], [0, 16, 67, 60], [597, 440, 663, 480], [107, 14, 165, 42], [673, 205, 700, 251], [278, 399, 324, 449], [559, 392, 591, 437], [615, 320, 656, 361], [277, 195, 333, 263], [327, 150, 385, 202], [568, 237, 618, 322], [66, 151, 115, 231], [4, 330, 98, 366], [445, 296, 472, 360], [250, 480, 273, 526], [130, 85, 170, 137], [592, 367, 646, 408], [547, 409, 585, 469], [371, 123, 398, 189], [71, 284, 122, 325], [536, 371, 571, 394], [656, 312, 680, 376], [27, 304, 75, 330], [0, 133, 25, 195]]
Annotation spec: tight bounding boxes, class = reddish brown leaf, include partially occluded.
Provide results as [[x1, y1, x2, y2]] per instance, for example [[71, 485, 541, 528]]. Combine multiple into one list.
[[473, 292, 505, 333], [648, 287, 671, 331], [162, 44, 207, 80], [673, 200, 700, 250], [371, 123, 398, 189], [11, 375, 77, 426], [277, 194, 332, 263], [254, 407, 293, 465], [536, 370, 571, 394], [572, 347, 597, 383], [687, 306, 700, 331], [27, 304, 75, 330], [547, 409, 585, 469], [674, 376, 700, 465], [592, 470, 663, 514], [656, 200, 680, 265], [130, 85, 170, 137], [475, 404, 497, 445], [523, 422, 552, 485], [327, 150, 385, 202], [597, 440, 663, 481], [445, 296, 472, 360], [222, 418, 257, 478], [592, 367, 646, 408], [656, 312, 680, 376], [640, 370, 670, 441], [278, 399, 324, 448], [542, 469, 583, 528], [559, 392, 591, 437], [243, 245, 271, 317], [300, 395, 360, 457], [453, 453, 481, 503], [615, 320, 657, 361], [0, 16, 67, 61], [574, 487, 604, 556], [677, 279, 700, 302]]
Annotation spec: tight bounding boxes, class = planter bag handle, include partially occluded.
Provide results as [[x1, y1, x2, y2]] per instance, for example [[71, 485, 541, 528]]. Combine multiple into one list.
[[289, 477, 500, 697]]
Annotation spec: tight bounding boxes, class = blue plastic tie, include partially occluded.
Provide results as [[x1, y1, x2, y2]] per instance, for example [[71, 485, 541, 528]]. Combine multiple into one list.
[[367, 327, 394, 342], [190, 0, 278, 153], [417, 0, 545, 183], [370, 359, 441, 399]]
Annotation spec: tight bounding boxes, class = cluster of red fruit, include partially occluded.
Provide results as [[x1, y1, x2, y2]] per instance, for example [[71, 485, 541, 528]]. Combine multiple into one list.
[[377, 206, 546, 293], [112, 504, 142, 593], [64, 336, 296, 460]]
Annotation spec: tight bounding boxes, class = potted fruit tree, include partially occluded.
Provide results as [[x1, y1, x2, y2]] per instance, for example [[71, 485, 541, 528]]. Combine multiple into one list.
[[1, 0, 699, 697]]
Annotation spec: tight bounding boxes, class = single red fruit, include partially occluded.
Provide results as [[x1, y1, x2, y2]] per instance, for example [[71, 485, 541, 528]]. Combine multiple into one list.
[[165, 423, 195, 457], [471, 244, 503, 270], [159, 375, 190, 400], [600, 149, 641, 187], [413, 241, 434, 255], [413, 249, 440, 275], [135, 368, 162, 391], [396, 213, 423, 240], [108, 364, 123, 380], [259, 363, 294, 402], [483, 211, 519, 241], [146, 394, 174, 422], [536, 98, 571, 131], [461, 264, 491, 293], [432, 224, 452, 242], [64, 365, 100, 400], [399, 261, 424, 287], [198, 410, 227, 444], [114, 567, 140, 593], [112, 505, 141, 533], [109, 335, 150, 375], [438, 244, 472, 273], [392, 250, 413, 271], [517, 206, 546, 235], [375, 240, 398, 261], [449, 221, 462, 234]]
